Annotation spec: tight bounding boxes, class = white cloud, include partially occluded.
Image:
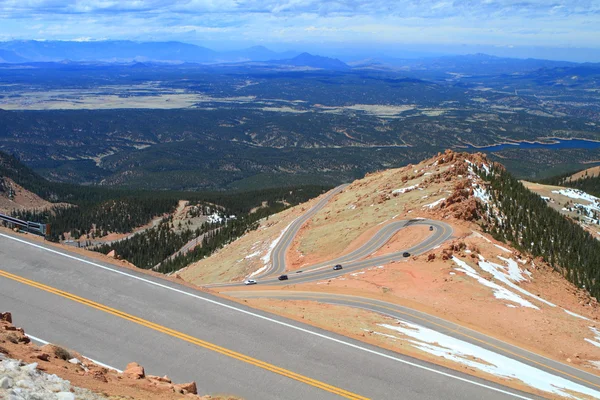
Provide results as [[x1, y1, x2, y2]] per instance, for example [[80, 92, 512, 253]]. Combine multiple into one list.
[[0, 1, 598, 49]]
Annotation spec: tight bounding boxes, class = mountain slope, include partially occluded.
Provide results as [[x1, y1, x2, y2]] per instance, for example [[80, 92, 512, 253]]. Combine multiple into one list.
[[181, 150, 600, 388], [270, 52, 350, 70]]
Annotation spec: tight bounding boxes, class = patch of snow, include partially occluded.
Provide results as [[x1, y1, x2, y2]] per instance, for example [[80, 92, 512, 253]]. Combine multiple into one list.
[[478, 255, 557, 307], [351, 271, 366, 277], [553, 188, 600, 204], [245, 251, 261, 259], [541, 196, 550, 201], [471, 230, 492, 243], [564, 309, 592, 321], [260, 219, 295, 269], [207, 213, 223, 223], [506, 304, 517, 308], [348, 204, 356, 210], [494, 244, 512, 253], [379, 321, 600, 399], [248, 264, 268, 278], [472, 183, 491, 204], [423, 198, 446, 209], [481, 163, 491, 175], [451, 257, 538, 309], [393, 184, 419, 194], [585, 327, 600, 348]]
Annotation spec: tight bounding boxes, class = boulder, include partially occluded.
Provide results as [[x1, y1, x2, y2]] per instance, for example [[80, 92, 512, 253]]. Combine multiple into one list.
[[107, 250, 117, 258], [175, 381, 198, 395], [0, 312, 12, 323], [124, 362, 145, 379]]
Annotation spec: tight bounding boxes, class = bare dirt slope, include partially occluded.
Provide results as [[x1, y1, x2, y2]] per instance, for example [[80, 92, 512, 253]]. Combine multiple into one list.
[[0, 177, 55, 214], [568, 166, 600, 181]]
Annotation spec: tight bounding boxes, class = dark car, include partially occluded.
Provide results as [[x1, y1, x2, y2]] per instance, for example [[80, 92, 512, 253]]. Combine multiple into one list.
[[429, 226, 434, 231], [278, 274, 288, 281], [403, 252, 411, 257], [333, 264, 343, 270]]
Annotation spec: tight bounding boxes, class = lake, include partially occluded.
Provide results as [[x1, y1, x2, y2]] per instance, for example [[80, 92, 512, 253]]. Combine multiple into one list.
[[464, 138, 600, 152]]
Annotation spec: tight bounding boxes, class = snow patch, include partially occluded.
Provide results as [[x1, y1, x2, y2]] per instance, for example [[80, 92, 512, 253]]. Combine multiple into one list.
[[478, 255, 556, 307], [494, 244, 512, 253], [564, 309, 592, 321], [378, 320, 600, 399], [393, 184, 419, 194], [207, 213, 223, 223], [451, 257, 538, 309], [585, 327, 600, 348], [244, 251, 261, 259], [260, 219, 295, 270], [423, 198, 446, 209]]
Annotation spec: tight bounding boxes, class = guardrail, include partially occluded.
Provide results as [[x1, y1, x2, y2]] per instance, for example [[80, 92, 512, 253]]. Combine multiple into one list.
[[0, 212, 49, 237]]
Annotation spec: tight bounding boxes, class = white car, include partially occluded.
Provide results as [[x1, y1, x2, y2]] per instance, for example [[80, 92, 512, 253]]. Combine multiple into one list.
[[244, 279, 257, 285]]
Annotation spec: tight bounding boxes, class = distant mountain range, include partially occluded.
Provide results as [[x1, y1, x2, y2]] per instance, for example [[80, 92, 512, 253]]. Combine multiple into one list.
[[0, 40, 357, 71], [0, 40, 311, 64]]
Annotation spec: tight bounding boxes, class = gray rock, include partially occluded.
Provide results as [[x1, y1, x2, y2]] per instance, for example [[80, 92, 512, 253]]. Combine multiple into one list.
[[67, 358, 81, 365], [56, 392, 76, 400], [0, 375, 14, 389]]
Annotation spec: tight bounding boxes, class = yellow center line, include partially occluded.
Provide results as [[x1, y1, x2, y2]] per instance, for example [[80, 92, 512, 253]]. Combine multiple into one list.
[[0, 269, 369, 400], [255, 291, 600, 390]]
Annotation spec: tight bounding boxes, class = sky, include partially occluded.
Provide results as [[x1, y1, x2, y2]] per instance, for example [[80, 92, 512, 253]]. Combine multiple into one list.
[[1, 1, 599, 61]]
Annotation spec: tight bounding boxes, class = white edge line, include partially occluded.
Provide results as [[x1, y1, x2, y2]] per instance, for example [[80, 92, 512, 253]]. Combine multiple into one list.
[[26, 333, 122, 372], [3, 232, 529, 399]]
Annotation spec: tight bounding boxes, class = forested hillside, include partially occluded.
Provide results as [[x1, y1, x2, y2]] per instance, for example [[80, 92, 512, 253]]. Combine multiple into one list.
[[478, 165, 600, 298]]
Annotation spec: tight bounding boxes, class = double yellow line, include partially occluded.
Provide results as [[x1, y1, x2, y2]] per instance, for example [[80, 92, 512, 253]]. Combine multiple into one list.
[[0, 269, 368, 400]]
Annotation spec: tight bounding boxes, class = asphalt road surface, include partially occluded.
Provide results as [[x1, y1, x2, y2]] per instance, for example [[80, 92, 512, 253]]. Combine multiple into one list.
[[0, 230, 538, 400]]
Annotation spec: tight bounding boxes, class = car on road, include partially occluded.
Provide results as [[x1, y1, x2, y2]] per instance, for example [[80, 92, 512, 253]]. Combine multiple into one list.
[[333, 264, 343, 270], [278, 274, 288, 281], [429, 226, 434, 231], [244, 279, 257, 285], [403, 252, 411, 257]]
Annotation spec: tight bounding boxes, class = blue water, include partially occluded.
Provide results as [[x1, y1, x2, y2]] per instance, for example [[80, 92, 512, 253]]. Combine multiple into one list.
[[464, 138, 600, 152]]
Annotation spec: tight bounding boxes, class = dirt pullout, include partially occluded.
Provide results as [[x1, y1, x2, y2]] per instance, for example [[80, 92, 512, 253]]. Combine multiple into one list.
[[0, 313, 239, 400]]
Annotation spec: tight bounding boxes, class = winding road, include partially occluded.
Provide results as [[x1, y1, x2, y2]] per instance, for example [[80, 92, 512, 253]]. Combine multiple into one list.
[[1, 184, 599, 399]]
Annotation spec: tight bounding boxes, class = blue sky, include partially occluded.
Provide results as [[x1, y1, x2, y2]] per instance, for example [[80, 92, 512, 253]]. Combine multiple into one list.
[[1, 1, 599, 61]]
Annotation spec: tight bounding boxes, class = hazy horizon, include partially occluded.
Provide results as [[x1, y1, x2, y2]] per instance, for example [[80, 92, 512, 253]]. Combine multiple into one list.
[[1, 1, 599, 63]]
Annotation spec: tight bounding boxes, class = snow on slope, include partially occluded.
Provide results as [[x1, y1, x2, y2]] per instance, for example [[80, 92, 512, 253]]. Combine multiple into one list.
[[451, 257, 538, 309], [551, 188, 600, 225], [377, 321, 600, 399]]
